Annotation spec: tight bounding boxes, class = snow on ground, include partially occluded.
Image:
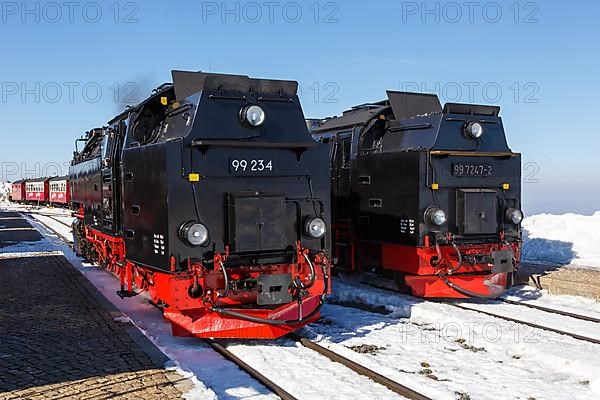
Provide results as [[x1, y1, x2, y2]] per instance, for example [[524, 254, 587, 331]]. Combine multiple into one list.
[[28, 213, 74, 242], [450, 300, 600, 341], [0, 182, 11, 204], [5, 206, 600, 400], [1, 204, 75, 241], [11, 214, 278, 400], [223, 339, 400, 400], [3, 202, 73, 217], [11, 212, 405, 400], [506, 286, 600, 320], [326, 280, 600, 400], [523, 212, 600, 269]]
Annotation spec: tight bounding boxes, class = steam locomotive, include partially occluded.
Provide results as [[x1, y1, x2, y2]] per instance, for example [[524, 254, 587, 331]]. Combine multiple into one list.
[[311, 91, 522, 298], [70, 71, 331, 339]]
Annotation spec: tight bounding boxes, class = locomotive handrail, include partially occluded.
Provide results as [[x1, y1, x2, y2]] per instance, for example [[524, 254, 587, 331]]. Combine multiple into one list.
[[429, 150, 519, 157], [191, 139, 317, 150], [387, 123, 433, 132]]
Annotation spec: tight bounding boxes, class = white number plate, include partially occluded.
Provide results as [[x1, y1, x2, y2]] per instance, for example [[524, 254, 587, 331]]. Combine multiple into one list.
[[230, 159, 274, 174]]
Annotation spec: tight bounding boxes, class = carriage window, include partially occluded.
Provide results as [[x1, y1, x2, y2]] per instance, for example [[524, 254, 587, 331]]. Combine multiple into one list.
[[101, 135, 110, 160], [342, 138, 351, 169]]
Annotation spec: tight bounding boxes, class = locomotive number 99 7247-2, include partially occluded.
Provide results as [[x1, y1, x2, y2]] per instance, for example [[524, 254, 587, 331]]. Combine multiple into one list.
[[452, 163, 494, 177], [230, 159, 273, 174]]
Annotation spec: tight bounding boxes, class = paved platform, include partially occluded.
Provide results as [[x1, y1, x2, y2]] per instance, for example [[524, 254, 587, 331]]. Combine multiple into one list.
[[0, 212, 190, 399], [518, 262, 600, 300], [0, 212, 42, 249]]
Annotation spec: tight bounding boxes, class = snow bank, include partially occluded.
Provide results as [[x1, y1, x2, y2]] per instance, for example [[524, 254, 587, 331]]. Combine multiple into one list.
[[0, 182, 11, 204], [523, 212, 600, 268]]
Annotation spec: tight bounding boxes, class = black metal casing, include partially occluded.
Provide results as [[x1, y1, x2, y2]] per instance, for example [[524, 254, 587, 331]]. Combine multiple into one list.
[[70, 71, 331, 272], [311, 91, 522, 248]]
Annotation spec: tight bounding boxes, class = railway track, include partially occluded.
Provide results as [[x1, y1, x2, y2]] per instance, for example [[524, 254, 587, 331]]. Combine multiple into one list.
[[22, 209, 600, 396], [499, 298, 600, 324], [288, 333, 431, 400], [21, 212, 73, 243], [24, 211, 73, 227], [23, 213, 431, 400], [205, 339, 298, 400], [209, 335, 431, 400], [440, 301, 600, 345], [340, 277, 600, 345]]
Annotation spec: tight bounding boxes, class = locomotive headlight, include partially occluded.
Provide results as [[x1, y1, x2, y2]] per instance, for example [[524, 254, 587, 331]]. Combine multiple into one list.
[[180, 222, 209, 246], [305, 217, 326, 238], [240, 105, 266, 127], [425, 207, 447, 226], [506, 208, 524, 225], [465, 121, 484, 139]]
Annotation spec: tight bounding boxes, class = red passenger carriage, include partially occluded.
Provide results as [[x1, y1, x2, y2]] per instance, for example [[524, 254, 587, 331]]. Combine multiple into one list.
[[49, 176, 70, 205], [11, 180, 26, 202], [25, 178, 50, 203]]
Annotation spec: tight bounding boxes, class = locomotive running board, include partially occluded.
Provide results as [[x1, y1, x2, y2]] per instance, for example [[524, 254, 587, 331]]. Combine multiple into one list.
[[165, 295, 322, 339]]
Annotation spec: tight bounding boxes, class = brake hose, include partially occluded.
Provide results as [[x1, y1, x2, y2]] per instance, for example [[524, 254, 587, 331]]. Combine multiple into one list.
[[212, 262, 329, 326], [446, 242, 463, 275], [441, 277, 508, 300], [302, 252, 317, 288], [439, 242, 509, 299], [217, 261, 230, 298]]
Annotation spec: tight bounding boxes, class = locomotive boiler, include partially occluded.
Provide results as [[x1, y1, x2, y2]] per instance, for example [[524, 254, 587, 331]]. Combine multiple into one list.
[[311, 91, 522, 298], [70, 71, 331, 338]]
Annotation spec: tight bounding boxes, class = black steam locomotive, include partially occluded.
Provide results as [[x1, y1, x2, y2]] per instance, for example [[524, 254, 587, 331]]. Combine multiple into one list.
[[70, 71, 331, 338], [311, 91, 522, 298]]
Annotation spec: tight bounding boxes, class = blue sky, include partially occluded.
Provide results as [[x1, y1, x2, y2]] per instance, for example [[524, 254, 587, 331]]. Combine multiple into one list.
[[0, 0, 598, 214]]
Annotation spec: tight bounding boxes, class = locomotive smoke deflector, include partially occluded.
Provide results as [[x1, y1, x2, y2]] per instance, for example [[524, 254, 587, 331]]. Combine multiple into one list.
[[386, 91, 442, 119], [171, 70, 299, 102]]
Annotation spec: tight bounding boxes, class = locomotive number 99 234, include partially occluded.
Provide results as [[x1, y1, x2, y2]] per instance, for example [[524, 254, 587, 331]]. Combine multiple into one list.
[[230, 159, 274, 174]]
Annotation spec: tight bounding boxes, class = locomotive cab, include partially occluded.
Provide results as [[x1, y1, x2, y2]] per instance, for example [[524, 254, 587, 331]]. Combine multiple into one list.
[[312, 91, 522, 299], [70, 71, 331, 339]]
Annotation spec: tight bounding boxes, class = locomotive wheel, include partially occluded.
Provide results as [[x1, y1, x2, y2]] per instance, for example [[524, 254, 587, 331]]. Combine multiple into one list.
[[72, 219, 97, 262], [83, 242, 98, 262]]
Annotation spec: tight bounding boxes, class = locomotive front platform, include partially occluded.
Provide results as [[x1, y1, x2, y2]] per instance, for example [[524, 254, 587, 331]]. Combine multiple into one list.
[[0, 212, 189, 400]]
